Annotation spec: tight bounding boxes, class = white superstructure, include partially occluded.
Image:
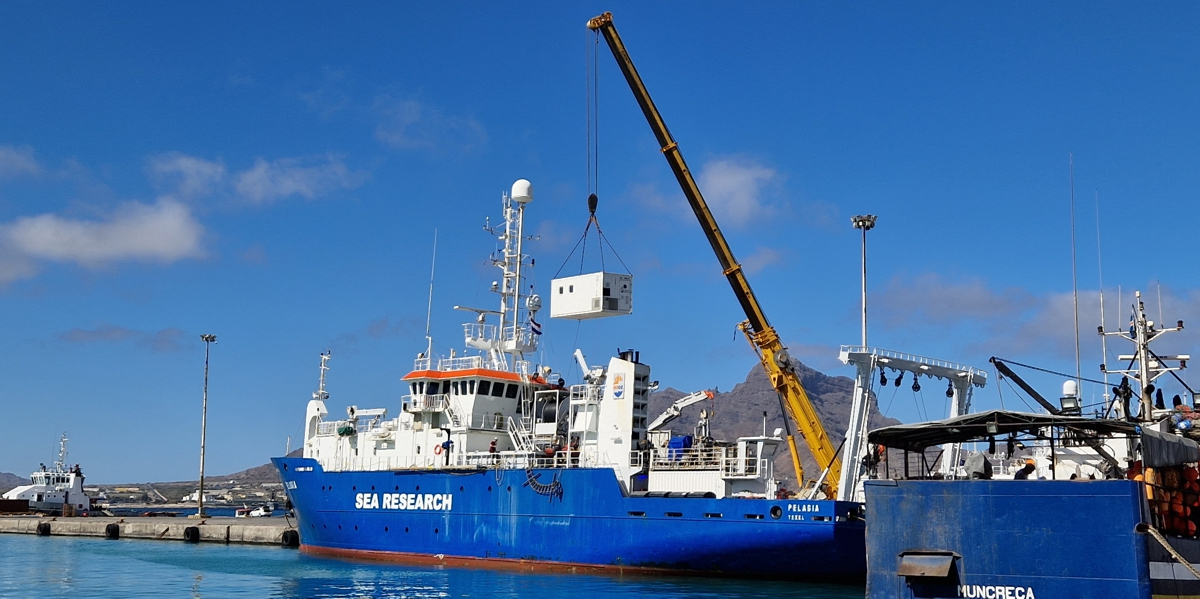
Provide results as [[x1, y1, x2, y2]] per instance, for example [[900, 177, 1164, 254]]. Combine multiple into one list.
[[2, 433, 91, 514], [300, 180, 782, 498]]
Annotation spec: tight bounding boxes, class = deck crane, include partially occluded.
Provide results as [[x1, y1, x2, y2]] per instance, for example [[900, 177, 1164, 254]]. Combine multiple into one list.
[[645, 390, 715, 433], [587, 12, 842, 496]]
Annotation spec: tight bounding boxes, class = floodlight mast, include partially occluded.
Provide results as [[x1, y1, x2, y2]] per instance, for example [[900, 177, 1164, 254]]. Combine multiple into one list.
[[587, 11, 841, 496], [851, 215, 876, 348], [194, 333, 217, 519]]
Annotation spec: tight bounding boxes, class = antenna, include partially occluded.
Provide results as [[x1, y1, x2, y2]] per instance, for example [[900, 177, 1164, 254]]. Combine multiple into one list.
[[1095, 191, 1111, 412], [425, 229, 438, 360], [314, 350, 331, 401], [1158, 281, 1164, 327], [56, 432, 68, 472], [1069, 153, 1081, 385]]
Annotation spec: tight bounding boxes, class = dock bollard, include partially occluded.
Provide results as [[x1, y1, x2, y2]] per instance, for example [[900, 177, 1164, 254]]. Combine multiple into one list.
[[183, 526, 201, 543], [36, 522, 50, 536], [281, 529, 300, 548], [104, 523, 120, 540]]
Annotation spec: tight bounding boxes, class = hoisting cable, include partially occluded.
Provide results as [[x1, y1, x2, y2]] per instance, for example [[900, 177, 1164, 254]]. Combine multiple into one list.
[[552, 194, 632, 278]]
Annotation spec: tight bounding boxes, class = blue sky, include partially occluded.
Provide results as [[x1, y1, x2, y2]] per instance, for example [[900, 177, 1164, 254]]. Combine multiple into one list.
[[1, 3, 1197, 481]]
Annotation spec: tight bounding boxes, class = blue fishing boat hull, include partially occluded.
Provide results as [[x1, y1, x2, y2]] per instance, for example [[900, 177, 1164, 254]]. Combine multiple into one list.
[[863, 479, 1200, 599], [275, 457, 866, 580]]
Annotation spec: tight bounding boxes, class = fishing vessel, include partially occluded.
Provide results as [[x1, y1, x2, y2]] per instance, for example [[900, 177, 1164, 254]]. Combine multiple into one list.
[[2, 433, 91, 515], [273, 180, 866, 580], [863, 292, 1199, 598]]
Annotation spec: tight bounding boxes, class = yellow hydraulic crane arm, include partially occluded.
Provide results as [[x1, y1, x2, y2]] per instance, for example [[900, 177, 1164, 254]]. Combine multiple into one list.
[[587, 12, 841, 496]]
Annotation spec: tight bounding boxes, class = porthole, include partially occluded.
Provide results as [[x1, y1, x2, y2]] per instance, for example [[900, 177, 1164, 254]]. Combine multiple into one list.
[[770, 506, 783, 519]]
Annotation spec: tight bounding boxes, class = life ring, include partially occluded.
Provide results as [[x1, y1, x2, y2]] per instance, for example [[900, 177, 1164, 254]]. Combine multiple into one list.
[[434, 444, 444, 455]]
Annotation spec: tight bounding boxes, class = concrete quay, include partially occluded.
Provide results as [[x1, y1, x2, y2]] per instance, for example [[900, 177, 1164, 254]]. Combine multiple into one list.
[[0, 515, 299, 547]]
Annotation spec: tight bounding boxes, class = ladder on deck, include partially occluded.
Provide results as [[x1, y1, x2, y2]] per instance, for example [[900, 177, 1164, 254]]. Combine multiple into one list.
[[507, 416, 535, 453]]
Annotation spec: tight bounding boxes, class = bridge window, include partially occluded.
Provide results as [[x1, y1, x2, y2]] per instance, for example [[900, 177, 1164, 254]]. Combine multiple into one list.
[[505, 384, 519, 399], [478, 380, 491, 396], [491, 383, 506, 397], [469, 380, 476, 394], [427, 382, 440, 395], [451, 381, 460, 395]]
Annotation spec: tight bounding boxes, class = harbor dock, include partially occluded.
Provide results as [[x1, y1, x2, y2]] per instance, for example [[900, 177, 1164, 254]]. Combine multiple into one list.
[[0, 515, 298, 547]]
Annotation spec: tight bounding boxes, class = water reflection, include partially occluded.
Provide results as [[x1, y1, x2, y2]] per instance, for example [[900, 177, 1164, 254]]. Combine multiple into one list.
[[0, 534, 861, 599]]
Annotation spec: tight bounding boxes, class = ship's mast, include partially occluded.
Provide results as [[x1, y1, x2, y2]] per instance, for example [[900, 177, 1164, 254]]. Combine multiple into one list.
[[1101, 290, 1189, 420], [461, 180, 540, 374], [55, 432, 68, 472], [314, 351, 330, 401]]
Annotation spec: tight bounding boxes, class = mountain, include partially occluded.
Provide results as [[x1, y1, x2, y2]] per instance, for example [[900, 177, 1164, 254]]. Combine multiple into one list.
[[0, 472, 30, 494], [209, 449, 302, 484], [647, 357, 900, 488]]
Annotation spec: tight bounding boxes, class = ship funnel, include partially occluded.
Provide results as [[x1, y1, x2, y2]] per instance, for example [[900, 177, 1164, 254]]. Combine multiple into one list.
[[511, 179, 533, 203]]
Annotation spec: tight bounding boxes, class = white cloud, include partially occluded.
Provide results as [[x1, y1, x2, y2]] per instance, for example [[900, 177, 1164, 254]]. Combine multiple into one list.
[[697, 158, 782, 228], [873, 273, 1035, 330], [741, 247, 786, 274], [0, 144, 41, 178], [2, 198, 204, 271], [374, 92, 487, 153], [59, 324, 190, 353], [234, 155, 369, 204], [148, 153, 226, 198], [871, 274, 1200, 361]]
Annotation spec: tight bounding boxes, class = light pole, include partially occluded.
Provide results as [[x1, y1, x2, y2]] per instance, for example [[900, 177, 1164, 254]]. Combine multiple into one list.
[[851, 215, 877, 348], [193, 333, 217, 519]]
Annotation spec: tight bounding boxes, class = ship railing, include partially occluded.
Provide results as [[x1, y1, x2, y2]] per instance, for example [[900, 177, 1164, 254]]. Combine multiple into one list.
[[533, 450, 582, 469], [839, 345, 989, 380], [649, 447, 725, 471], [721, 456, 767, 478], [401, 394, 449, 413], [513, 360, 535, 376], [413, 357, 432, 371], [463, 323, 499, 344], [463, 411, 507, 432], [502, 325, 539, 350], [629, 451, 647, 469], [437, 355, 484, 371]]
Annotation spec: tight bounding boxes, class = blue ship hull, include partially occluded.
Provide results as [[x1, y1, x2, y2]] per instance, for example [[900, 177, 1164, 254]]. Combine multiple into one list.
[[275, 457, 866, 580], [864, 479, 1200, 599]]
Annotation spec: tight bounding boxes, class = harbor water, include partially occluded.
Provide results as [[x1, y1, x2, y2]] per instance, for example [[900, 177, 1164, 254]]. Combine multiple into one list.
[[0, 533, 862, 598]]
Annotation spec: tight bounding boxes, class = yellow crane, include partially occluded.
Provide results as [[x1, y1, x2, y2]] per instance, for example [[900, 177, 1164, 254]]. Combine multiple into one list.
[[587, 11, 842, 497]]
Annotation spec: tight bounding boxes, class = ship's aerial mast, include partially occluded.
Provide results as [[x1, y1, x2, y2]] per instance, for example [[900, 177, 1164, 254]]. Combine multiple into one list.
[[457, 180, 541, 375], [55, 432, 68, 472], [314, 350, 331, 401], [1100, 290, 1189, 419]]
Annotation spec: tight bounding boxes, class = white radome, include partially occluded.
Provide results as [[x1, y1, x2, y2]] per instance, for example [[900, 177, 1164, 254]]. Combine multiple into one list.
[[511, 179, 533, 203]]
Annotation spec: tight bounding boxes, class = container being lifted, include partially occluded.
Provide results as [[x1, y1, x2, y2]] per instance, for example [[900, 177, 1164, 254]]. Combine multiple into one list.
[[550, 271, 632, 320], [549, 192, 633, 320]]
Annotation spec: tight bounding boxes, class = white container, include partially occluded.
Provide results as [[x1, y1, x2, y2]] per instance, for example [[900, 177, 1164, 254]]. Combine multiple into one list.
[[550, 272, 633, 320]]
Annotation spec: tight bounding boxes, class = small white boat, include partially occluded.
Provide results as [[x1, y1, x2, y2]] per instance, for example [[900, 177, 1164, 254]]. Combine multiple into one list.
[[1, 433, 91, 515]]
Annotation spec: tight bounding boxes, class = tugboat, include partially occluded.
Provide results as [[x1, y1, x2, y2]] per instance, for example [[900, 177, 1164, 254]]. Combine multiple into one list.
[[2, 433, 91, 516], [864, 291, 1198, 598], [272, 180, 867, 580]]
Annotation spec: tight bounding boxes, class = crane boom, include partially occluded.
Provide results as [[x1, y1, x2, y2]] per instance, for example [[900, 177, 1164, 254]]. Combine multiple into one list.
[[646, 390, 715, 432], [587, 12, 842, 496]]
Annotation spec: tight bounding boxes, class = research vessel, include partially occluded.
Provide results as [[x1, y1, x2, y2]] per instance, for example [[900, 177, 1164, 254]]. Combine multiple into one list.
[[273, 180, 866, 579], [863, 292, 1199, 598]]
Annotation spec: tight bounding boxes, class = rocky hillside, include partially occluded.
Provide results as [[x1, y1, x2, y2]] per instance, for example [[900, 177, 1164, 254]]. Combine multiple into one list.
[[0, 472, 30, 494], [647, 357, 900, 488]]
